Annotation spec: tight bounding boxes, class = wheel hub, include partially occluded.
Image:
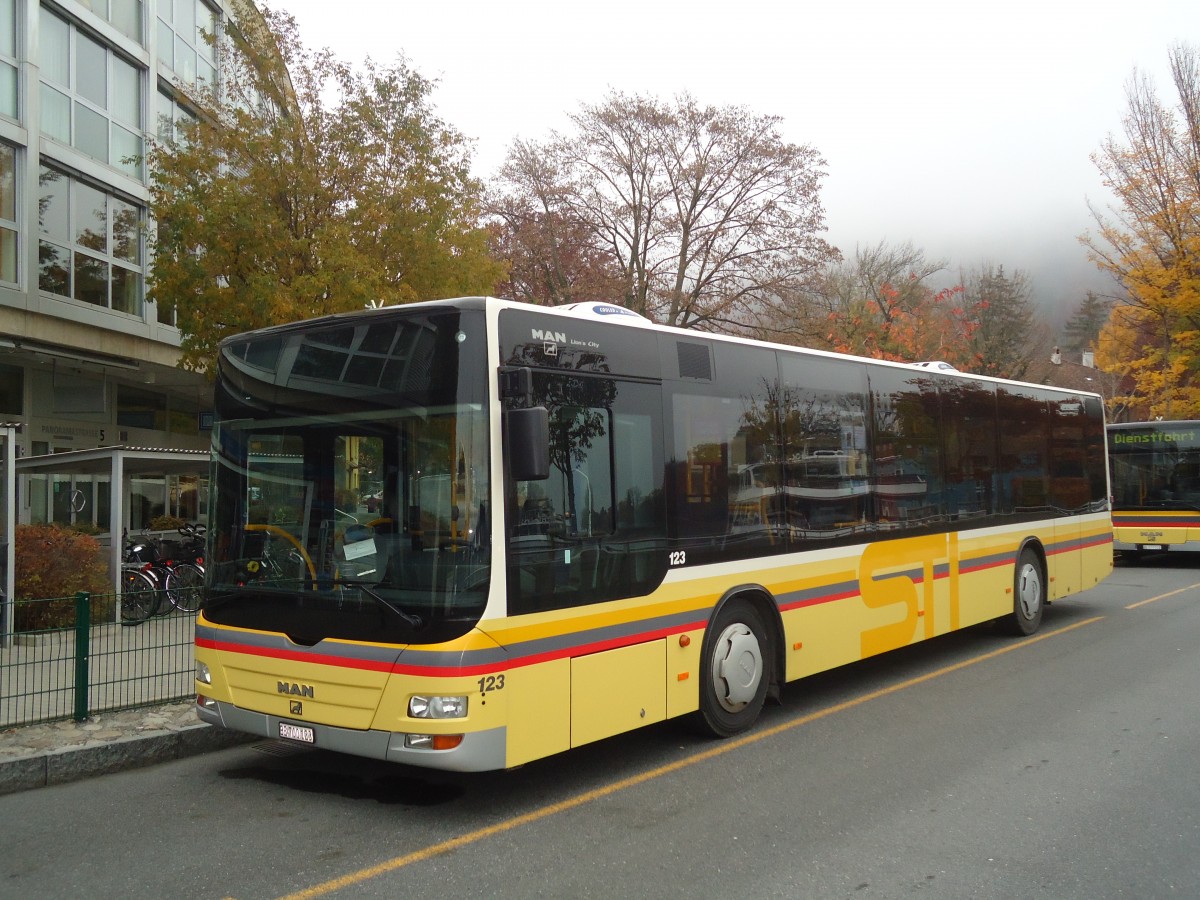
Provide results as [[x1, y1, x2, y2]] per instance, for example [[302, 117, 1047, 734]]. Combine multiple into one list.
[[1017, 563, 1042, 619], [712, 623, 763, 712]]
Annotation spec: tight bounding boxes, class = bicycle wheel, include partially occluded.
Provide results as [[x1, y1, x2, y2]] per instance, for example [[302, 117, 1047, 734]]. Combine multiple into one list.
[[166, 562, 205, 612], [150, 566, 175, 615], [121, 568, 159, 623]]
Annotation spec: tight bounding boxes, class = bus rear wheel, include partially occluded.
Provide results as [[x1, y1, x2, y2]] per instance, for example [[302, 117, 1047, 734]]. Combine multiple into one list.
[[698, 600, 771, 738], [1006, 548, 1045, 636]]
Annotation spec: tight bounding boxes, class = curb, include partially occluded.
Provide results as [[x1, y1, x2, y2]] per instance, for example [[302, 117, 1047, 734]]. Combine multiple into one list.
[[0, 723, 255, 797]]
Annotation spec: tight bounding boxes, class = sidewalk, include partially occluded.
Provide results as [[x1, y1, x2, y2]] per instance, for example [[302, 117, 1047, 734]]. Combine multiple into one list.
[[0, 700, 254, 796]]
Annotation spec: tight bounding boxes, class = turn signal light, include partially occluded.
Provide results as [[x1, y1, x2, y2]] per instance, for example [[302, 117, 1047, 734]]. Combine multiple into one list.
[[404, 733, 464, 751]]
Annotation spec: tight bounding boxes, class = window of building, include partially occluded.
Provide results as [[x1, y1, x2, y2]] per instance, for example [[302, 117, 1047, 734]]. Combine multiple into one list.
[[76, 0, 143, 43], [39, 6, 145, 180], [117, 383, 166, 429], [38, 164, 145, 314], [0, 362, 22, 415], [0, 0, 16, 120], [155, 86, 196, 144], [0, 143, 16, 284], [157, 0, 217, 88], [168, 395, 198, 435], [148, 87, 189, 330]]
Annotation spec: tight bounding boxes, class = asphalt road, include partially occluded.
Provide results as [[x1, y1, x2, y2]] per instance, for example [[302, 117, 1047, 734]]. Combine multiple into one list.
[[2, 554, 1199, 899]]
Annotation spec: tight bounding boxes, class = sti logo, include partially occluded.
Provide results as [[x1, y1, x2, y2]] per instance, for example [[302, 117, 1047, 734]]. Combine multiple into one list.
[[532, 328, 565, 356]]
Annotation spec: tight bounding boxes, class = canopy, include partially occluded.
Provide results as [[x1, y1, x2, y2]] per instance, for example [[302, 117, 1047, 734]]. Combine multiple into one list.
[[15, 445, 210, 597], [1, 424, 17, 646]]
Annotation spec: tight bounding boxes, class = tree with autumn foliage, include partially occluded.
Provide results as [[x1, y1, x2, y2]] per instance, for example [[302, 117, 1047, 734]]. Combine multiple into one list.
[[487, 139, 625, 306], [798, 242, 981, 368], [488, 91, 838, 329], [1094, 302, 1200, 418], [148, 7, 503, 372], [1083, 43, 1200, 418]]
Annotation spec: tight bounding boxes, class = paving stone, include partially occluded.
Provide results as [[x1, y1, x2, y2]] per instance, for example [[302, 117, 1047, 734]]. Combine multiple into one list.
[[0, 700, 253, 795]]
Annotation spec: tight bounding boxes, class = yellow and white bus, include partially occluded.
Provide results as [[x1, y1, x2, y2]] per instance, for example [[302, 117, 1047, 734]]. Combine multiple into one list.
[[1109, 420, 1200, 556], [195, 297, 1114, 771]]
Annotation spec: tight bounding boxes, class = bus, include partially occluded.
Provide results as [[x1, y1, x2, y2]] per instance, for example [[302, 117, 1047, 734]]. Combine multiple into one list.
[[1108, 420, 1200, 555], [194, 296, 1114, 771]]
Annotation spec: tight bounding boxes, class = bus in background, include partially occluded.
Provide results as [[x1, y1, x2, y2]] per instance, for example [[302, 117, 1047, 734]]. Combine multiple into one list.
[[194, 296, 1113, 772], [1108, 420, 1200, 556]]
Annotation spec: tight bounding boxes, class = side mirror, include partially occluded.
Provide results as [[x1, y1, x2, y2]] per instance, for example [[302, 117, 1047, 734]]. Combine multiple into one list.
[[506, 406, 550, 481]]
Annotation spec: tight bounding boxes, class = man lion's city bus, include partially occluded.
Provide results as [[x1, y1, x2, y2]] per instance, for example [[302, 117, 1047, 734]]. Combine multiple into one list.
[[194, 297, 1114, 771], [1108, 420, 1200, 556]]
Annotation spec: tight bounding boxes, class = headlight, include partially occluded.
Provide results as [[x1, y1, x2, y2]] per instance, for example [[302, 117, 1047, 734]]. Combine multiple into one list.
[[408, 695, 467, 719], [196, 661, 212, 685]]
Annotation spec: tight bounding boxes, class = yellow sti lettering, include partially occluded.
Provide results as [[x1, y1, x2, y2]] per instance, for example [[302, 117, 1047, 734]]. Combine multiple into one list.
[[859, 534, 961, 657]]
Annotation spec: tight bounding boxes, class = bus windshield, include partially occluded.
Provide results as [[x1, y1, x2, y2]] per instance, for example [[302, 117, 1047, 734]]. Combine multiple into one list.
[[203, 306, 491, 645], [1109, 422, 1200, 512]]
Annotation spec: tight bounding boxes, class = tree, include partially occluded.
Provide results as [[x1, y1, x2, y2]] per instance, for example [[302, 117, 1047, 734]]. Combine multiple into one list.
[[962, 264, 1047, 380], [487, 140, 625, 306], [796, 242, 982, 368], [1095, 302, 1200, 418], [148, 9, 503, 372], [488, 91, 839, 329], [1082, 43, 1200, 415], [1061, 290, 1114, 354]]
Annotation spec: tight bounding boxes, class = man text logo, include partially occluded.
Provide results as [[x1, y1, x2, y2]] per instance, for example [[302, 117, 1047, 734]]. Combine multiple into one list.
[[278, 682, 314, 698]]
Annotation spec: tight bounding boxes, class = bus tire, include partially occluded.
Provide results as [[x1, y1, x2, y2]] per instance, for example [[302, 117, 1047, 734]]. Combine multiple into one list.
[[1006, 547, 1045, 636], [697, 599, 771, 738]]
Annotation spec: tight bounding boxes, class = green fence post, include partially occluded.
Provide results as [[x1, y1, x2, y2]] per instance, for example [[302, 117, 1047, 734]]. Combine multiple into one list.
[[74, 591, 91, 722]]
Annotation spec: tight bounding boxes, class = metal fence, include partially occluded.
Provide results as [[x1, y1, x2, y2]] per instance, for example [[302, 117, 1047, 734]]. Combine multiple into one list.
[[0, 591, 196, 729]]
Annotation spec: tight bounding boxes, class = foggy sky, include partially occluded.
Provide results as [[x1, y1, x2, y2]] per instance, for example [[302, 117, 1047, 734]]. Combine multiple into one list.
[[279, 0, 1197, 325]]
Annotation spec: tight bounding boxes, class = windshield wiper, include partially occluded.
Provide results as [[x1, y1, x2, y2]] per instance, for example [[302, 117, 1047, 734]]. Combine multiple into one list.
[[201, 578, 313, 610], [337, 581, 424, 629], [201, 589, 238, 612]]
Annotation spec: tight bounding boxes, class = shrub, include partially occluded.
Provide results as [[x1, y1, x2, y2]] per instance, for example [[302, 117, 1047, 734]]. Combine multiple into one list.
[[12, 523, 109, 602], [149, 514, 188, 532], [13, 592, 118, 632], [10, 524, 112, 630]]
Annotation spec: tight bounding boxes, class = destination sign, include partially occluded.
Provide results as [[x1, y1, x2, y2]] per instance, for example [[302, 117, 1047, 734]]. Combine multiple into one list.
[[1110, 430, 1198, 445]]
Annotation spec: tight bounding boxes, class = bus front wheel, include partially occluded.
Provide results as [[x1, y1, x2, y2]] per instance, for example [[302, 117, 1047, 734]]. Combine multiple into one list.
[[1006, 548, 1045, 636], [698, 600, 771, 738]]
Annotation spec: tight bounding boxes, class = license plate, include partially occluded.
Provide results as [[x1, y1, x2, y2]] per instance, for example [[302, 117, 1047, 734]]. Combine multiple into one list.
[[1141, 544, 1163, 551], [279, 722, 314, 744]]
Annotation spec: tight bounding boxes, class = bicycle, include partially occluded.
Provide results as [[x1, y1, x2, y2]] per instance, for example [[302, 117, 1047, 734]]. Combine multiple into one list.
[[165, 560, 204, 612], [161, 523, 206, 613], [120, 564, 160, 624], [125, 532, 174, 616]]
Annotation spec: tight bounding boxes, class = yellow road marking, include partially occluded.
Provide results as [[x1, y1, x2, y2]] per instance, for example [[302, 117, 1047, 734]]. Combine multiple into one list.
[[273, 616, 1102, 900], [1125, 581, 1200, 609]]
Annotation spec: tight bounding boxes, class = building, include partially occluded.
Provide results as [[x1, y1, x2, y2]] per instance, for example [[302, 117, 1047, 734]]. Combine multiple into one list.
[[0, 0, 273, 542], [1026, 347, 1130, 422]]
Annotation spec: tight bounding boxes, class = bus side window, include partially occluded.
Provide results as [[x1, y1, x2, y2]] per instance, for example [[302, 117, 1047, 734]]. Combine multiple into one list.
[[508, 377, 666, 614]]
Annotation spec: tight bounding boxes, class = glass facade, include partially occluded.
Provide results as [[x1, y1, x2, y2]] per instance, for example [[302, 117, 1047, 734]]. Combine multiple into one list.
[[151, 87, 196, 321], [155, 86, 197, 145], [0, 0, 15, 119], [0, 143, 15, 284], [0, 362, 22, 414], [18, 0, 231, 323], [76, 0, 144, 42], [157, 0, 218, 88], [38, 165, 145, 313], [0, 0, 248, 536], [40, 7, 145, 179]]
